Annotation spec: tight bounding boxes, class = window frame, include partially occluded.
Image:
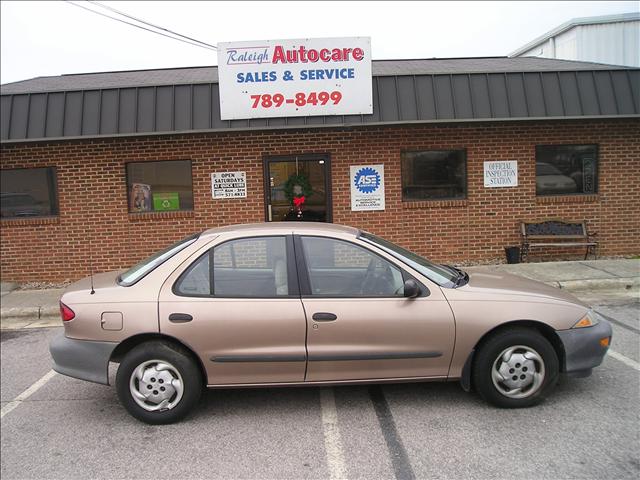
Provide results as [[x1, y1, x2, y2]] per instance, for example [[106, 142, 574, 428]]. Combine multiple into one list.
[[294, 235, 427, 299], [535, 144, 599, 197], [125, 159, 195, 213], [172, 235, 299, 299], [0, 166, 59, 219], [400, 149, 468, 202]]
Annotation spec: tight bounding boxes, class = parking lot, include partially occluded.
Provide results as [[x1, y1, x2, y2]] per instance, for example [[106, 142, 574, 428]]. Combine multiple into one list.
[[1, 296, 638, 480]]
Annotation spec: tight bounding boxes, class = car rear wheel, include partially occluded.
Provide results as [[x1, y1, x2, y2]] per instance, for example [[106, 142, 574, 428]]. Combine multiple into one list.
[[473, 328, 559, 408], [116, 341, 202, 424]]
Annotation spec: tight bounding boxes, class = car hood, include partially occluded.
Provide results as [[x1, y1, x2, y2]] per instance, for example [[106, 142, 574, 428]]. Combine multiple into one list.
[[458, 271, 589, 307]]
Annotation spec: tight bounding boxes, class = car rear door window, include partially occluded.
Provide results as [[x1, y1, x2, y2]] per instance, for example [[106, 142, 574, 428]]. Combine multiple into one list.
[[301, 237, 404, 297], [214, 237, 289, 297], [176, 237, 290, 297], [175, 252, 211, 295]]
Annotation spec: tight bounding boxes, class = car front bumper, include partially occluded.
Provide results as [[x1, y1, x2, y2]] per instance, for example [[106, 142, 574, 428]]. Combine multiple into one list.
[[50, 334, 118, 385], [557, 318, 612, 377]]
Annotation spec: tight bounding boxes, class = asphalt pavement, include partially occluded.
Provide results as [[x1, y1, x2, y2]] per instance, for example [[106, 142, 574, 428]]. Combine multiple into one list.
[[1, 259, 639, 479]]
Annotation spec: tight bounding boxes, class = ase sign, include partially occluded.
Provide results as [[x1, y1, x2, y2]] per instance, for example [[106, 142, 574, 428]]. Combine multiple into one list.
[[217, 37, 372, 120], [350, 165, 385, 211]]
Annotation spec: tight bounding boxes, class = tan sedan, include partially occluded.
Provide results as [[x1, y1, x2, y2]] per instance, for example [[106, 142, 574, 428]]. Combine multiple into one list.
[[50, 223, 612, 424]]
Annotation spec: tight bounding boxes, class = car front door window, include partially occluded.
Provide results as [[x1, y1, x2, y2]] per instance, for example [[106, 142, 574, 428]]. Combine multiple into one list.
[[300, 236, 404, 297]]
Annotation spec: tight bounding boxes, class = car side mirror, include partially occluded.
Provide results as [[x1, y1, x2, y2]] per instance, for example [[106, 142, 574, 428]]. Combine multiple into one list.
[[403, 279, 421, 298]]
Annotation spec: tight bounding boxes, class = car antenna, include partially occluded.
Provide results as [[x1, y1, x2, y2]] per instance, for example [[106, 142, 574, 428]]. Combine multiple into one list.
[[89, 242, 95, 295]]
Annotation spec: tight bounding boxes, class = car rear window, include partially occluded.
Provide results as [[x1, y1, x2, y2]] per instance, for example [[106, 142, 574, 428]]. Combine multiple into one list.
[[118, 233, 200, 286]]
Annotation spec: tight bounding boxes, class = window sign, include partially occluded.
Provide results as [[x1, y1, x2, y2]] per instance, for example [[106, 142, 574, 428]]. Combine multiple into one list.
[[212, 171, 247, 199], [153, 192, 180, 211], [582, 156, 596, 194], [350, 165, 385, 211], [217, 37, 372, 120], [484, 161, 518, 188]]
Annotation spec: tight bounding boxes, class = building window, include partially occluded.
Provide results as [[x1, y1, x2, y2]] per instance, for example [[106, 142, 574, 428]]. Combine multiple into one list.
[[401, 150, 466, 201], [126, 160, 193, 213], [536, 145, 598, 196], [1, 167, 58, 218]]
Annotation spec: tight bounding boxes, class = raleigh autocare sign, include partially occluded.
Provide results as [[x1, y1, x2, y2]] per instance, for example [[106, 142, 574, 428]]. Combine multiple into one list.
[[484, 161, 518, 188], [212, 171, 247, 199], [217, 37, 372, 120], [350, 165, 385, 211]]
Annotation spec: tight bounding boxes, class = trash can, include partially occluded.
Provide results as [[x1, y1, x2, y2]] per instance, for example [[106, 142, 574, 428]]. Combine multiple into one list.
[[504, 246, 521, 264]]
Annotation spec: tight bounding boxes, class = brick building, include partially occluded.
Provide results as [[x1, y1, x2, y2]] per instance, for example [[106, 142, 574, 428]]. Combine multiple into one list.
[[1, 57, 639, 282]]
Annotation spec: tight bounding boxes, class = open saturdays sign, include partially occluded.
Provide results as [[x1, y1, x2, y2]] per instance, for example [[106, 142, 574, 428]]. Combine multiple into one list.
[[217, 37, 372, 120]]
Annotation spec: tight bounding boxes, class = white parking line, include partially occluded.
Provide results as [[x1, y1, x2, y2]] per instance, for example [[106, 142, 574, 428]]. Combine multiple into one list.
[[0, 369, 57, 419], [607, 349, 640, 371], [319, 388, 348, 480]]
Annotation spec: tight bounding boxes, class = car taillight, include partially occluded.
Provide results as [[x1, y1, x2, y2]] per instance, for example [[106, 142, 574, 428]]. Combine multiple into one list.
[[60, 301, 75, 322]]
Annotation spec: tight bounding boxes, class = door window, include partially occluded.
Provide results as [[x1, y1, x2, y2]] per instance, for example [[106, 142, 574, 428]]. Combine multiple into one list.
[[301, 237, 404, 297], [175, 236, 290, 297], [175, 252, 210, 295], [266, 156, 330, 222]]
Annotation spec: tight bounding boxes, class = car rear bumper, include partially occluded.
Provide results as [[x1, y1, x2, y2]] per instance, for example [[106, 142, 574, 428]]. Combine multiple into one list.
[[557, 318, 612, 377], [49, 334, 117, 385]]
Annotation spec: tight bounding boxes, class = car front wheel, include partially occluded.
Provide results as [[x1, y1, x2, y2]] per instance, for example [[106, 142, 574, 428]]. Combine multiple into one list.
[[116, 341, 202, 424], [473, 328, 559, 408]]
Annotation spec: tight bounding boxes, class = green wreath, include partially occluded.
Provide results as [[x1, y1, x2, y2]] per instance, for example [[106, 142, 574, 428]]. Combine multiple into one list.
[[283, 173, 313, 203]]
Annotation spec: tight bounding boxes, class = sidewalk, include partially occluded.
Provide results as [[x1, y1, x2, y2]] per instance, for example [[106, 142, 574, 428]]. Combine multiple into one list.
[[1, 259, 638, 330]]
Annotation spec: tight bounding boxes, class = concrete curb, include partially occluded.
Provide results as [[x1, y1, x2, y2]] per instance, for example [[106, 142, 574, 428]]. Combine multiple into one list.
[[1, 305, 60, 330], [545, 277, 640, 292], [1, 305, 59, 319], [1, 315, 61, 330]]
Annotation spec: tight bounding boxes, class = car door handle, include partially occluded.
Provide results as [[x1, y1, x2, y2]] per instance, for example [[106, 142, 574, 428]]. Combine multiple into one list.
[[312, 312, 337, 322], [169, 313, 193, 323]]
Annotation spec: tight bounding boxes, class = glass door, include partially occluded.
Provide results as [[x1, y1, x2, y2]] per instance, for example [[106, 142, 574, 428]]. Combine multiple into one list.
[[264, 154, 331, 222]]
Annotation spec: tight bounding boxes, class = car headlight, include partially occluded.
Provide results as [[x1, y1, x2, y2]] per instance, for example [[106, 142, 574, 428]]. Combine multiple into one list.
[[572, 309, 600, 328]]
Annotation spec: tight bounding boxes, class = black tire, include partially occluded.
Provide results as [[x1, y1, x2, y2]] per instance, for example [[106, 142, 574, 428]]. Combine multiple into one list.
[[116, 340, 202, 424], [472, 327, 559, 408]]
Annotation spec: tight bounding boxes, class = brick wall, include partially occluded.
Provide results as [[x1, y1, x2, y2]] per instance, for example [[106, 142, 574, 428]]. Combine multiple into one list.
[[1, 118, 639, 282]]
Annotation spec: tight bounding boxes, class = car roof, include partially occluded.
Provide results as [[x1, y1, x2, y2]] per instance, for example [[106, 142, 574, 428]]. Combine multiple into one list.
[[200, 222, 360, 239]]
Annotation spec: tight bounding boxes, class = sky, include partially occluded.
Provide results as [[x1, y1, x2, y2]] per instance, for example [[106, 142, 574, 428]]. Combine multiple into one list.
[[1, 0, 638, 85]]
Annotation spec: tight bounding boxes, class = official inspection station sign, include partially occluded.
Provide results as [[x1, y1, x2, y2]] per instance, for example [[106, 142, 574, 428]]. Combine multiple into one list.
[[212, 171, 247, 199], [484, 161, 518, 188], [217, 37, 372, 120], [350, 165, 385, 211]]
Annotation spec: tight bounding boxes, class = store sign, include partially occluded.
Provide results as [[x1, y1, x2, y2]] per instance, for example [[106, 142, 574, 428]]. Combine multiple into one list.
[[212, 171, 247, 199], [484, 161, 518, 188], [350, 165, 385, 211], [217, 37, 372, 120]]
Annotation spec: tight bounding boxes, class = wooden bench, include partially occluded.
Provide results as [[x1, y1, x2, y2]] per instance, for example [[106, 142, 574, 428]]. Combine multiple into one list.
[[520, 220, 598, 262]]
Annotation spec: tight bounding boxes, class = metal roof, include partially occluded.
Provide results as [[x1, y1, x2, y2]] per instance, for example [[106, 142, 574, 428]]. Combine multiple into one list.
[[509, 12, 640, 57], [0, 57, 629, 95], [1, 57, 638, 143]]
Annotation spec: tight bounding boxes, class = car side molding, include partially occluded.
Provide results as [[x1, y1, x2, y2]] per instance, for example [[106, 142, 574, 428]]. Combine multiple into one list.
[[210, 354, 307, 363], [309, 351, 443, 361]]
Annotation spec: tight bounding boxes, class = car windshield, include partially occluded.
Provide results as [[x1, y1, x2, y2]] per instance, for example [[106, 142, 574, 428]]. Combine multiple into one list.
[[359, 232, 458, 287], [118, 233, 200, 286]]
